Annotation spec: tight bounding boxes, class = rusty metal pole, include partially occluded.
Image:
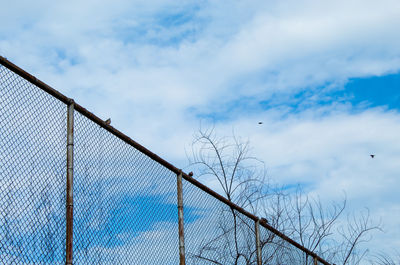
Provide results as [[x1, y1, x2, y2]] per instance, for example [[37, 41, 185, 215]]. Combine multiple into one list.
[[66, 101, 74, 265], [177, 171, 186, 265], [255, 219, 262, 265]]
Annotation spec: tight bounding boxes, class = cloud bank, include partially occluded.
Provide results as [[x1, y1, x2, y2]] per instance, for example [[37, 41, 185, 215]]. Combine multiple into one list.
[[1, 0, 400, 261]]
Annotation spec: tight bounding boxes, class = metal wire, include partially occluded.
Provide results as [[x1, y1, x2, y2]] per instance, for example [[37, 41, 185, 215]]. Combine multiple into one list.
[[183, 179, 258, 265], [0, 58, 332, 265], [73, 111, 179, 264], [0, 65, 66, 264], [259, 224, 313, 265]]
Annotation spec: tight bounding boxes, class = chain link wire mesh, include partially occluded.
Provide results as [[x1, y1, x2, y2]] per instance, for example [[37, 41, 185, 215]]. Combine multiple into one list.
[[259, 224, 316, 265], [73, 111, 179, 264], [183, 179, 258, 265], [0, 58, 331, 265], [0, 65, 66, 264]]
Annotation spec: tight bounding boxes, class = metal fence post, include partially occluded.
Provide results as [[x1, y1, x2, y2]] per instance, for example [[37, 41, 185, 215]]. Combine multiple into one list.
[[66, 101, 74, 265], [255, 219, 262, 265], [177, 171, 186, 265], [314, 256, 318, 265]]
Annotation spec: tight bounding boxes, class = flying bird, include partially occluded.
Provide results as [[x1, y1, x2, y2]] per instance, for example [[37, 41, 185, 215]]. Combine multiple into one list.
[[370, 155, 375, 158], [258, 122, 263, 125], [105, 118, 111, 125]]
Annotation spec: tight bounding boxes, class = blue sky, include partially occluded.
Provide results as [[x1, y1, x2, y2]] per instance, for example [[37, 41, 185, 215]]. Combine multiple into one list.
[[1, 0, 400, 263], [344, 73, 400, 110]]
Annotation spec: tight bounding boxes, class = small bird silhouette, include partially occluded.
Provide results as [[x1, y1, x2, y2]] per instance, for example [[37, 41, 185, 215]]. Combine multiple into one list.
[[105, 118, 111, 125], [188, 172, 194, 177], [370, 155, 375, 158], [258, 122, 263, 125], [261, 217, 269, 224]]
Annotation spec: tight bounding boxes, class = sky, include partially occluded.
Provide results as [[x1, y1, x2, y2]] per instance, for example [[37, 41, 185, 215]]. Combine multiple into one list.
[[1, 0, 400, 263]]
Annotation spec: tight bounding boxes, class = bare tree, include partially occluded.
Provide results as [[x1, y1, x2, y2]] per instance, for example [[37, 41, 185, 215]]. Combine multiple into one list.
[[188, 127, 382, 265], [334, 210, 381, 265], [265, 190, 382, 265], [188, 126, 268, 209], [187, 127, 267, 264], [372, 252, 400, 265]]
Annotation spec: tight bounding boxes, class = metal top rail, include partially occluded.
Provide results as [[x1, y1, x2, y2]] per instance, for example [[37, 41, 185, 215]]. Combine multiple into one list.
[[0, 55, 331, 265]]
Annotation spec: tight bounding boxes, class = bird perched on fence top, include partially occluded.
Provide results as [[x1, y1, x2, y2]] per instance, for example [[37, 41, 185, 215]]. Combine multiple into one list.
[[105, 118, 111, 125], [261, 217, 269, 224]]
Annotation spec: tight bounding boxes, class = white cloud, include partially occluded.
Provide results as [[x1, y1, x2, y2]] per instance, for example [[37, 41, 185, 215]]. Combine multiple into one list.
[[214, 106, 400, 259], [1, 0, 400, 262]]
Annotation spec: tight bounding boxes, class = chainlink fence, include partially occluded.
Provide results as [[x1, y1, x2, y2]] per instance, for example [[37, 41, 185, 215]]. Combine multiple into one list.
[[0, 57, 332, 265]]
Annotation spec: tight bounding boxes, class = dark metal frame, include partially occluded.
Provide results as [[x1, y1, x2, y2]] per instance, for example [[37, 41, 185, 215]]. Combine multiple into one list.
[[65, 101, 74, 265]]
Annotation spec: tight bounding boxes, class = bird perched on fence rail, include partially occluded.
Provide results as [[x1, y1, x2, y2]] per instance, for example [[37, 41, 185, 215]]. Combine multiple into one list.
[[105, 118, 111, 125]]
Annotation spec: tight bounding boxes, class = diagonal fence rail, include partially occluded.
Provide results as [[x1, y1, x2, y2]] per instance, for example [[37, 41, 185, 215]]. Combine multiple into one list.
[[0, 56, 332, 265]]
